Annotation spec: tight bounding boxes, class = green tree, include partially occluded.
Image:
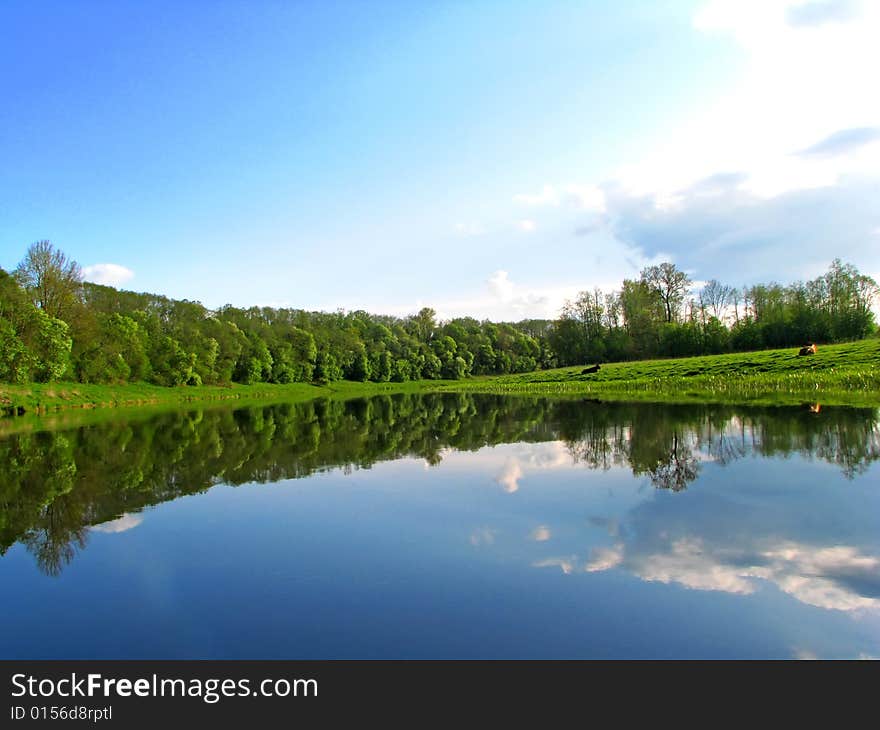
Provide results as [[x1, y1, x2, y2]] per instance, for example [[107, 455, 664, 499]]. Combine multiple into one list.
[[641, 262, 692, 324], [14, 241, 83, 320], [31, 310, 73, 382], [314, 350, 343, 383], [0, 318, 32, 383], [392, 358, 412, 382]]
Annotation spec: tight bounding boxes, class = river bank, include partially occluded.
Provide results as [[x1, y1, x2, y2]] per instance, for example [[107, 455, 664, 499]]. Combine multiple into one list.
[[2, 339, 878, 422]]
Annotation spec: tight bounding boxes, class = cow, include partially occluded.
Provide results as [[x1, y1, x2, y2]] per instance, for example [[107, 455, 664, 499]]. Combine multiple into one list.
[[581, 364, 601, 374], [798, 343, 817, 356]]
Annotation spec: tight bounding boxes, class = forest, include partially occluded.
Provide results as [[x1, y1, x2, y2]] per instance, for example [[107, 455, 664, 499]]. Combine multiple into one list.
[[1, 241, 877, 387]]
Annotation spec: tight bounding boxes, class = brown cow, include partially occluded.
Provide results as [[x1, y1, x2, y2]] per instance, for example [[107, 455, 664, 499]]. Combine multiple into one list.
[[798, 343, 817, 356]]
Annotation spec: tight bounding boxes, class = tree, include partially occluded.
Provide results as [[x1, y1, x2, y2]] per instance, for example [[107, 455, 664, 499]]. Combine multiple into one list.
[[350, 350, 371, 381], [821, 259, 879, 340], [641, 262, 692, 323], [314, 350, 342, 383], [409, 307, 437, 342], [392, 358, 412, 382], [14, 241, 83, 320], [30, 310, 73, 382], [559, 288, 607, 363], [0, 268, 72, 382], [0, 318, 32, 383], [701, 280, 733, 321], [729, 287, 741, 324], [4, 235, 878, 389], [0, 269, 37, 383], [619, 278, 663, 356]]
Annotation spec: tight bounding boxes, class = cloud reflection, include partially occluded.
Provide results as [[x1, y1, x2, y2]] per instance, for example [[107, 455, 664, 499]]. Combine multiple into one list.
[[585, 545, 625, 572], [533, 557, 577, 575], [90, 513, 143, 534], [530, 526, 552, 542], [587, 537, 880, 613], [470, 527, 497, 547], [489, 442, 575, 494], [496, 459, 524, 493]]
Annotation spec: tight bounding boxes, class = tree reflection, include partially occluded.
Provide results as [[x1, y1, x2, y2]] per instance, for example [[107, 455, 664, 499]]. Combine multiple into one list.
[[646, 433, 700, 492], [1, 394, 878, 575], [23, 504, 89, 577]]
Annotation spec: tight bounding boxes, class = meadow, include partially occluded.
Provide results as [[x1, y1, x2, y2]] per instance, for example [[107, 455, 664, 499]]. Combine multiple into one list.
[[454, 337, 880, 406]]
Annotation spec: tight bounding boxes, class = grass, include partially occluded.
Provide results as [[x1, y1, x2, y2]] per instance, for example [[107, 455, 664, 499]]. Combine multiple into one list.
[[0, 379, 436, 416], [0, 380, 326, 414], [450, 338, 880, 406], [1, 339, 878, 424]]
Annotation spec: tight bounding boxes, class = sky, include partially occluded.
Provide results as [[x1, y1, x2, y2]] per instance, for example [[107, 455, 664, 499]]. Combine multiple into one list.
[[1, 0, 878, 321]]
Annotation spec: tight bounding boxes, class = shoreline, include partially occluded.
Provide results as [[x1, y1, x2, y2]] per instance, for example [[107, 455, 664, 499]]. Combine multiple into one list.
[[2, 339, 879, 422]]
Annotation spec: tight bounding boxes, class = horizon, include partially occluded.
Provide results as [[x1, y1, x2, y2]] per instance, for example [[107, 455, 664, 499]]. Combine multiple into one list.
[[2, 0, 879, 321]]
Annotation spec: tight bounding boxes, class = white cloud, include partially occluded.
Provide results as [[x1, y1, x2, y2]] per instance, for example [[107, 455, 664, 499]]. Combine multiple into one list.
[[366, 1, 879, 326], [514, 0, 880, 287], [358, 281, 568, 323], [501, 2, 878, 289], [90, 513, 143, 534], [797, 126, 880, 157], [329, 217, 656, 320], [391, 269, 571, 322], [82, 263, 135, 288], [487, 270, 515, 301], [477, 270, 557, 319], [667, 0, 880, 200], [603, 176, 880, 284]]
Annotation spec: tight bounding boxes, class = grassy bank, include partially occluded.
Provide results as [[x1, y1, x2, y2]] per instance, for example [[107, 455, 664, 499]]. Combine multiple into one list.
[[2, 339, 878, 421], [0, 379, 438, 417], [453, 337, 880, 406]]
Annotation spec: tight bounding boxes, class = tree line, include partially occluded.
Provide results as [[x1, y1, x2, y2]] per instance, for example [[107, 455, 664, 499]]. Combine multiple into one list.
[[548, 260, 879, 366], [1, 241, 877, 386]]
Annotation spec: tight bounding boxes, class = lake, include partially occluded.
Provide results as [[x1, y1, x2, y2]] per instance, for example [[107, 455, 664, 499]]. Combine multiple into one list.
[[1, 393, 878, 658]]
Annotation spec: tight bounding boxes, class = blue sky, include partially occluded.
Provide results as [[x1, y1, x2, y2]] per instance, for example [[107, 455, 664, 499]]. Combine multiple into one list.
[[1, 0, 878, 320]]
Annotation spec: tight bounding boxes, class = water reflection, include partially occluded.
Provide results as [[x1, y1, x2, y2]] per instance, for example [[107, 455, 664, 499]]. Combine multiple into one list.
[[579, 497, 880, 613], [1, 394, 878, 581], [540, 529, 880, 613]]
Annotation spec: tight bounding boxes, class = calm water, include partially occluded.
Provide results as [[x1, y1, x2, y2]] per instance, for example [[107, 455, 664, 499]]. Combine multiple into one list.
[[1, 394, 879, 659]]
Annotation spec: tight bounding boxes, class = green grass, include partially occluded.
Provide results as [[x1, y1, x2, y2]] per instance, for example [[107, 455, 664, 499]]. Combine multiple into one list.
[[1, 339, 878, 424], [0, 379, 441, 416], [0, 380, 323, 414], [451, 338, 880, 406]]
